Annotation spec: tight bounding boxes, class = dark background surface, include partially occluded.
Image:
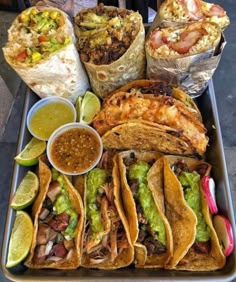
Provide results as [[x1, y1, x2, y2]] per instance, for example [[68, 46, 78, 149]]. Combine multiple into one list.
[[0, 0, 235, 281]]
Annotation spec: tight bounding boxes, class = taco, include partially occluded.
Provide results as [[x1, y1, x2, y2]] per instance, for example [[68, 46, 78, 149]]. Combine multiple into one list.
[[3, 6, 89, 103], [93, 91, 208, 156], [106, 79, 202, 121], [163, 155, 226, 270], [74, 4, 145, 98], [81, 151, 134, 269], [25, 155, 84, 269], [118, 150, 173, 268], [158, 0, 230, 30]]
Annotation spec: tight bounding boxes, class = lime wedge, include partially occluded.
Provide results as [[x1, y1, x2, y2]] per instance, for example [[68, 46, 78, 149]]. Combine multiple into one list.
[[75, 96, 83, 122], [78, 91, 101, 124], [15, 137, 46, 166], [11, 171, 39, 210], [6, 211, 33, 268]]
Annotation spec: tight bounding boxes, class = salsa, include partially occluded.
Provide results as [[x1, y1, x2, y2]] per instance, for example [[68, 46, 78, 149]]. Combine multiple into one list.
[[29, 102, 75, 140], [50, 128, 101, 174]]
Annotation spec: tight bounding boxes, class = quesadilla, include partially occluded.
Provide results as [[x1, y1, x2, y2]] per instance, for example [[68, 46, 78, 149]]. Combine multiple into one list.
[[74, 3, 145, 98], [93, 91, 208, 156], [117, 150, 173, 268], [81, 151, 134, 269], [163, 155, 226, 270], [25, 155, 84, 269]]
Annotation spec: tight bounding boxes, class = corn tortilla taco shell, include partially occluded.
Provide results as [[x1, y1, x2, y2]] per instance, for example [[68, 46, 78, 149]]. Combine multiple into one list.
[[163, 155, 226, 270], [118, 150, 173, 268], [74, 5, 146, 99], [81, 152, 134, 269], [25, 155, 84, 269], [101, 122, 196, 156]]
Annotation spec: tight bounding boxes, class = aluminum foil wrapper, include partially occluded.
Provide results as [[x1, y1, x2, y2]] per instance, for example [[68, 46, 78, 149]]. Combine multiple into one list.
[[146, 25, 226, 98]]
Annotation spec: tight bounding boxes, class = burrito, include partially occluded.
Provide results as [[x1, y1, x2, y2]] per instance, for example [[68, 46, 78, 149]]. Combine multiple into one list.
[[146, 21, 221, 59], [163, 155, 226, 270], [158, 0, 230, 30], [74, 3, 146, 98], [25, 155, 84, 269], [118, 151, 173, 268], [93, 90, 208, 156], [81, 151, 134, 269], [3, 6, 89, 103]]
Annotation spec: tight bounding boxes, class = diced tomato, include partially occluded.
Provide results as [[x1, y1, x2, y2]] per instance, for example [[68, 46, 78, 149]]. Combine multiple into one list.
[[16, 50, 28, 61], [162, 36, 168, 44], [38, 35, 47, 43]]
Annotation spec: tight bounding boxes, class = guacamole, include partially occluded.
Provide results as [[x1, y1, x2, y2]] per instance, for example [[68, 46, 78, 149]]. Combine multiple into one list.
[[129, 161, 166, 246], [178, 171, 211, 242], [86, 168, 107, 236], [53, 174, 78, 238]]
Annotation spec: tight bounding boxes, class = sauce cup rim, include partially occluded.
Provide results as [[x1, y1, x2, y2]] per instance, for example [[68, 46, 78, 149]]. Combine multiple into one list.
[[46, 122, 103, 176], [27, 97, 77, 141]]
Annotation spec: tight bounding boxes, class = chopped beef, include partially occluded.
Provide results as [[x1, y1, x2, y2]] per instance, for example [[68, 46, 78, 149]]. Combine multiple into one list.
[[39, 208, 50, 221], [193, 241, 210, 254], [47, 181, 61, 203], [173, 160, 189, 176], [139, 82, 173, 96], [144, 236, 166, 256], [48, 212, 70, 231], [138, 229, 147, 242], [194, 164, 209, 178], [52, 242, 68, 258], [64, 239, 75, 251], [129, 179, 138, 196], [33, 245, 46, 264], [48, 228, 58, 242], [36, 224, 51, 245]]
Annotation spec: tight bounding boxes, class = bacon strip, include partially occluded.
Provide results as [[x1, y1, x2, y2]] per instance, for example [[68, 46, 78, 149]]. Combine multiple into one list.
[[180, 0, 203, 20], [149, 30, 165, 49], [169, 28, 206, 54]]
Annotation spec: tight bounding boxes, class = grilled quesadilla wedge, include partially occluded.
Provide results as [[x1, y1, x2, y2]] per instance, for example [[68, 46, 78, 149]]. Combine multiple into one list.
[[163, 155, 226, 270], [93, 91, 208, 156], [25, 155, 84, 269], [81, 151, 134, 269], [106, 79, 202, 121], [158, 0, 230, 30], [118, 150, 173, 268]]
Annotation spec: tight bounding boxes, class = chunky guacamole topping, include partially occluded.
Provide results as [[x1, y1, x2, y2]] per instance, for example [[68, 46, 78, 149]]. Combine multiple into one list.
[[86, 168, 107, 236], [54, 174, 78, 238], [178, 171, 211, 242], [129, 161, 166, 246], [14, 8, 71, 64]]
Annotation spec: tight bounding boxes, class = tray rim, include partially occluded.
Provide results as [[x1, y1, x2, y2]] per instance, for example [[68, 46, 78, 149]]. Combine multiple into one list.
[[1, 80, 236, 282]]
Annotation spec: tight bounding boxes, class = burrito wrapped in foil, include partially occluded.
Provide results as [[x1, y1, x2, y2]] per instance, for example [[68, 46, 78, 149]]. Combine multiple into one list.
[[74, 4, 146, 99], [3, 6, 89, 103], [145, 21, 225, 97]]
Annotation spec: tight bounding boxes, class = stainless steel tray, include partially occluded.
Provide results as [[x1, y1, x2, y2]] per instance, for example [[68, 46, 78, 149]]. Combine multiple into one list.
[[1, 80, 236, 281]]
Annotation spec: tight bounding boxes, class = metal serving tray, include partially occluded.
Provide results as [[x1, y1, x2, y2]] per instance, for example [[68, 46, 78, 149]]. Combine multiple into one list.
[[1, 80, 236, 281]]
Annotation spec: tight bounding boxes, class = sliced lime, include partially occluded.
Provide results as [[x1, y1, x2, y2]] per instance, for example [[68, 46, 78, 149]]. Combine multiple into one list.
[[15, 137, 46, 166], [79, 91, 101, 124], [11, 171, 39, 210], [75, 96, 83, 122], [6, 211, 33, 268]]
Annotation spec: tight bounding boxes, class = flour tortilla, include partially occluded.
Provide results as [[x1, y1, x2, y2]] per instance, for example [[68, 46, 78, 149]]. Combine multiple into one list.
[[3, 6, 89, 104]]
